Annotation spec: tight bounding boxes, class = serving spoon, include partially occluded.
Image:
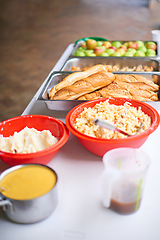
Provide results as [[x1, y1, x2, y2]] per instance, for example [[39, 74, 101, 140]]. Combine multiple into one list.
[[93, 119, 144, 137]]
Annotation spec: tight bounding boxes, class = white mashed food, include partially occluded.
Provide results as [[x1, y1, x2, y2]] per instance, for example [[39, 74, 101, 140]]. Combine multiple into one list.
[[0, 127, 58, 154]]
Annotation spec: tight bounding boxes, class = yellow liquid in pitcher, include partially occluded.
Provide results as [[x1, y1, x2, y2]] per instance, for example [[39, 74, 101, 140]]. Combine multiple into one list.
[[0, 165, 57, 200]]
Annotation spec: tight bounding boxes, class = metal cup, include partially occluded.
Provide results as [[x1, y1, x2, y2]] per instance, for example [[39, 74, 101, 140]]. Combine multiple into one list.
[[0, 164, 58, 223]]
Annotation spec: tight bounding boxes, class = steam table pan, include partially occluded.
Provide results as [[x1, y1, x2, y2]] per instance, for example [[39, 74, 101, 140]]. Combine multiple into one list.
[[61, 57, 160, 72], [37, 71, 160, 111], [37, 72, 85, 111]]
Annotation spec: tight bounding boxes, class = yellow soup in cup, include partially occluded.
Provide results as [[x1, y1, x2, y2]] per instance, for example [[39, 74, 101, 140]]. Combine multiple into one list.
[[0, 164, 57, 200]]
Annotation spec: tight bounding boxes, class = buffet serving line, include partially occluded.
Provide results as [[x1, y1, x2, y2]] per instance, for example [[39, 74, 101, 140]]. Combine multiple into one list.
[[0, 41, 160, 240]]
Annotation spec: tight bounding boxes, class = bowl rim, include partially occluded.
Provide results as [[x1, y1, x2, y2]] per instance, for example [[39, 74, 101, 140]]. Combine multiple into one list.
[[0, 163, 58, 200], [66, 97, 160, 143], [0, 115, 69, 157]]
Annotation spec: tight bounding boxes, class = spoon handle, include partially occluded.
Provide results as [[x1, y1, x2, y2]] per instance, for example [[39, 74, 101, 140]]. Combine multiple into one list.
[[93, 119, 131, 137]]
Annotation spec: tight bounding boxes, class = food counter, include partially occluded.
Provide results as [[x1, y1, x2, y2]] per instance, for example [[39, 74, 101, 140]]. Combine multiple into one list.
[[0, 43, 160, 240]]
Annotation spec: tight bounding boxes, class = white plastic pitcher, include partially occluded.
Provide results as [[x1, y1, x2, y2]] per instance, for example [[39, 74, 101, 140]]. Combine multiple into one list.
[[151, 30, 160, 56], [102, 148, 150, 214]]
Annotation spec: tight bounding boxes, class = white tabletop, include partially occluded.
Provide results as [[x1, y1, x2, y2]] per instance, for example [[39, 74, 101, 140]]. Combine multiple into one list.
[[0, 44, 160, 240]]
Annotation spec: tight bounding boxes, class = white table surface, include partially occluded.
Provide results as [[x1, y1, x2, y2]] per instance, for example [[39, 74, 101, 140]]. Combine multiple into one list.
[[0, 44, 160, 240]]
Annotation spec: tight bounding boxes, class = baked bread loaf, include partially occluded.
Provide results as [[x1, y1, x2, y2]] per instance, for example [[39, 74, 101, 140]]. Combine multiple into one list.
[[114, 80, 158, 101], [78, 74, 159, 101], [49, 64, 109, 99], [50, 71, 115, 100], [78, 83, 132, 100], [114, 74, 159, 91]]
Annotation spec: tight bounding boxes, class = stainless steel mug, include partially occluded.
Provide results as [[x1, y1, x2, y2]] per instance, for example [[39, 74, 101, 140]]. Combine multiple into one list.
[[0, 164, 58, 223]]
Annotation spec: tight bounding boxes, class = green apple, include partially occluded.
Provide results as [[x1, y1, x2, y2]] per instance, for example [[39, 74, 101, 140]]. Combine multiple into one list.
[[145, 49, 156, 56], [96, 41, 103, 47], [105, 48, 115, 56], [101, 46, 107, 50], [123, 51, 134, 57], [99, 52, 109, 56], [88, 53, 96, 57], [74, 50, 86, 56], [137, 46, 147, 53], [111, 41, 122, 49], [136, 41, 144, 48], [111, 51, 121, 57], [134, 50, 145, 57], [77, 47, 86, 52], [127, 48, 137, 55], [84, 49, 95, 56]]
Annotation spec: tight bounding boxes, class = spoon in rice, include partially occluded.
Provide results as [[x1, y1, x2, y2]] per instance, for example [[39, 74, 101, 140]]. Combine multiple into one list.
[[93, 119, 144, 137]]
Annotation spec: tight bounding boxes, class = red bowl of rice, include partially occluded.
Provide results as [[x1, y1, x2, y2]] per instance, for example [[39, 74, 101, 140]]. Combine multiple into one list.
[[65, 98, 160, 156]]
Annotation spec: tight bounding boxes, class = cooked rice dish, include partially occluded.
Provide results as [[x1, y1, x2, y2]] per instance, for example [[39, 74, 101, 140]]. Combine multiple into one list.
[[74, 100, 151, 139]]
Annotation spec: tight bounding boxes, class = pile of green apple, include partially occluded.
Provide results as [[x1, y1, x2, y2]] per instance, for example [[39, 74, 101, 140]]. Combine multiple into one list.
[[74, 39, 157, 57]]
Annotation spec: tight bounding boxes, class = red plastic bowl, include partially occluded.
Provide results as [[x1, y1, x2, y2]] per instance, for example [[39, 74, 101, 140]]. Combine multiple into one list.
[[66, 98, 160, 157], [0, 115, 69, 166]]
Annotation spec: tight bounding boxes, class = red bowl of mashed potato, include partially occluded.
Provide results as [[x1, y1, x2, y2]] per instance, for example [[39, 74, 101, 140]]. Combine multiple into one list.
[[66, 98, 160, 156], [0, 115, 69, 166]]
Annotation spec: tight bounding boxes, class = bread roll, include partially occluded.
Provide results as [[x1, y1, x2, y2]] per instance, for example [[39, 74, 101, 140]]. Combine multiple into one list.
[[114, 80, 158, 100], [115, 74, 159, 92], [50, 71, 115, 100], [78, 91, 103, 100], [78, 83, 132, 100], [131, 74, 159, 91], [133, 95, 158, 101], [49, 64, 109, 99], [114, 74, 137, 83], [78, 74, 159, 101]]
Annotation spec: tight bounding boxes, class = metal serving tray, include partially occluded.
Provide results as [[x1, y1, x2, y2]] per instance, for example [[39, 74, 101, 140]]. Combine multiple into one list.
[[37, 71, 160, 111], [37, 72, 85, 110], [61, 57, 160, 72], [71, 40, 159, 57]]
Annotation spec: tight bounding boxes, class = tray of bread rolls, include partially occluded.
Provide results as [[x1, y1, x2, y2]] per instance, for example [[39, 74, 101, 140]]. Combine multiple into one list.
[[37, 63, 160, 111], [61, 56, 160, 72]]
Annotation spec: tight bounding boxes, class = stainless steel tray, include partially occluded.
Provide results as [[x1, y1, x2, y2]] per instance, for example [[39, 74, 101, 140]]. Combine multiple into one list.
[[61, 57, 160, 72], [37, 72, 85, 110], [37, 71, 160, 111]]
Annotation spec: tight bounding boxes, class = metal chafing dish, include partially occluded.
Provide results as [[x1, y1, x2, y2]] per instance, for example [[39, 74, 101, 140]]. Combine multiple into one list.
[[61, 57, 160, 72], [37, 72, 85, 111], [37, 71, 160, 111]]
